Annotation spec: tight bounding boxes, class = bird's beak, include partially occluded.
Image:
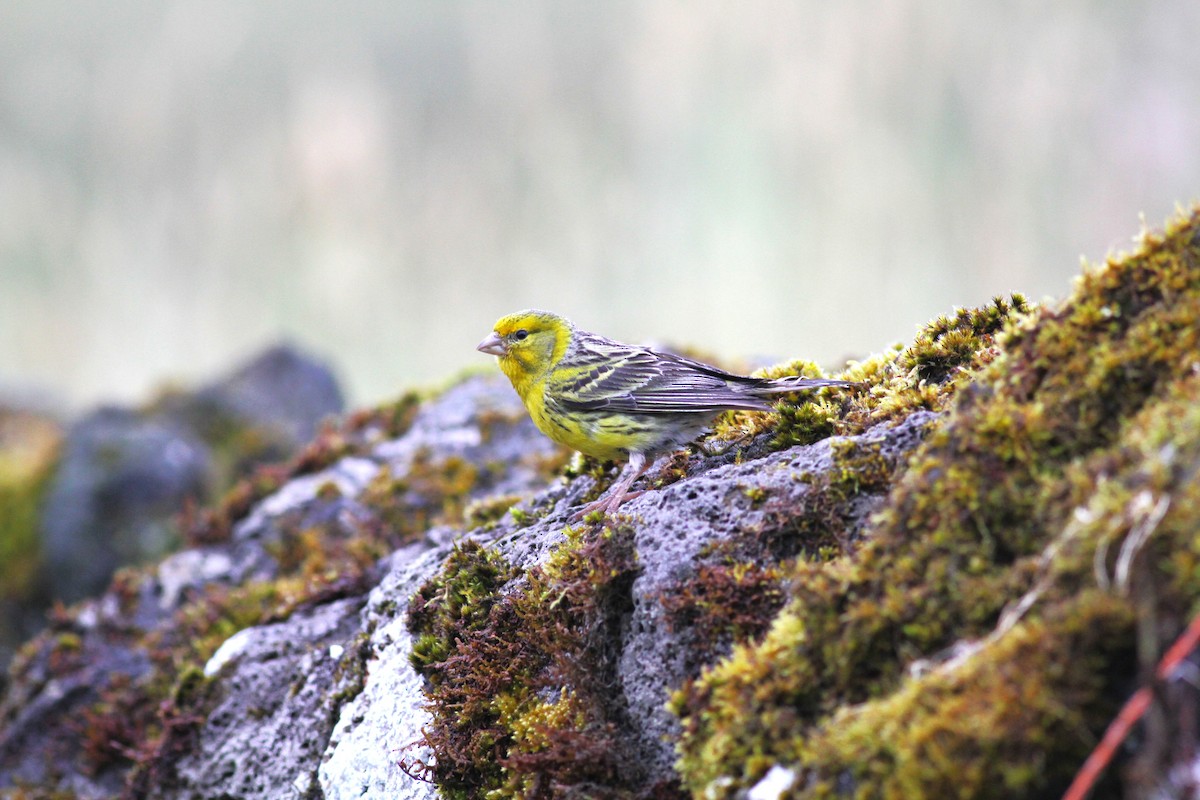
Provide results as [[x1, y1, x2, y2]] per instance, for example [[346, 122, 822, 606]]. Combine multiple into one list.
[[476, 331, 506, 357]]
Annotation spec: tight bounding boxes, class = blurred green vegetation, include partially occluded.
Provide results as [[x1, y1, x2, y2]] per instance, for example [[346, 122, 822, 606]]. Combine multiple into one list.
[[0, 2, 1197, 410]]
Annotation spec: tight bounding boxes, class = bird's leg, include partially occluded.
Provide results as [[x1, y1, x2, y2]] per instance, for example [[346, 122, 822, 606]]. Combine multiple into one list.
[[572, 451, 649, 521]]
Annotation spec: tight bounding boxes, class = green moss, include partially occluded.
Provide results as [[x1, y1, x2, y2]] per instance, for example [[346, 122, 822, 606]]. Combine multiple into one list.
[[742, 485, 767, 506], [460, 493, 524, 528], [559, 452, 626, 509], [842, 293, 1029, 427], [671, 208, 1200, 797], [770, 400, 839, 449], [705, 295, 1028, 457], [903, 295, 1027, 383], [827, 437, 898, 503], [408, 540, 516, 674], [404, 538, 532, 796], [0, 411, 60, 599], [800, 592, 1133, 799], [330, 629, 376, 707], [44, 631, 85, 676]]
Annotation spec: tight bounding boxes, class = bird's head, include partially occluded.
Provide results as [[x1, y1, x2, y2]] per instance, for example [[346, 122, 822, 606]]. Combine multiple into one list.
[[477, 309, 573, 389]]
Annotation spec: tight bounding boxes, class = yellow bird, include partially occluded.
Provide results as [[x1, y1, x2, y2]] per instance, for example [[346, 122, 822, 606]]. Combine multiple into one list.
[[477, 310, 856, 519]]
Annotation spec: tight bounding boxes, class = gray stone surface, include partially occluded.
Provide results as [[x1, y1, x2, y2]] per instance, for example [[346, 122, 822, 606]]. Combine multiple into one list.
[[158, 597, 365, 800], [319, 545, 449, 800]]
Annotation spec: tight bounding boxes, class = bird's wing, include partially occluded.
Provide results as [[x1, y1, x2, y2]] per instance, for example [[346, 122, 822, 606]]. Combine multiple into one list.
[[551, 336, 773, 414]]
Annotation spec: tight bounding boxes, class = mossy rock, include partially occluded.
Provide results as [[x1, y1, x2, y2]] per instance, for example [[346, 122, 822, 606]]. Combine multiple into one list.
[[4, 209, 1200, 800], [671, 209, 1200, 799]]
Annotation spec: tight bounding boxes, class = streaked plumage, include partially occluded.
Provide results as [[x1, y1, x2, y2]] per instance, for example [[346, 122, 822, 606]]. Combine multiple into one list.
[[477, 309, 856, 518]]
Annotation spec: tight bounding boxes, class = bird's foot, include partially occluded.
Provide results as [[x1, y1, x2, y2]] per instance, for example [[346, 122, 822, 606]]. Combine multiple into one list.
[[570, 489, 646, 522], [570, 451, 650, 522]]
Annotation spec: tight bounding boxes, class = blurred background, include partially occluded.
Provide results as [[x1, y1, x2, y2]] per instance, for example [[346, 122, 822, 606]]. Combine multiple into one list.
[[1, 1, 1199, 410]]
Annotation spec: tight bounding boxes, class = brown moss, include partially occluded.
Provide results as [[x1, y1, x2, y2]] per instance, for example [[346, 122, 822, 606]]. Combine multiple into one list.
[[72, 504, 387, 784], [120, 665, 219, 800], [76, 673, 160, 778], [1, 787, 80, 800], [408, 539, 516, 674], [404, 525, 665, 799], [183, 392, 421, 546], [659, 561, 786, 653]]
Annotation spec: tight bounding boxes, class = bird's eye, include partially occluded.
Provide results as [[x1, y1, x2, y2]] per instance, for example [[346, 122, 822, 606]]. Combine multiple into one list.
[[514, 329, 529, 341]]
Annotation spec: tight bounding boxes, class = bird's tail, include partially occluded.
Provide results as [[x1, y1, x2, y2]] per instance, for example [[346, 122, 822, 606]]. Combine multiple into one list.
[[759, 375, 862, 394]]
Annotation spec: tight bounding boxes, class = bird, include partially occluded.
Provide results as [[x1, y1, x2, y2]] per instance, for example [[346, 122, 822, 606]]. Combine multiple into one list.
[[477, 309, 857, 519]]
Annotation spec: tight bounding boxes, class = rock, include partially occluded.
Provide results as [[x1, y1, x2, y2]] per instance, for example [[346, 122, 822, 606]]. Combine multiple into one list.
[[616, 412, 938, 785], [150, 597, 365, 800], [0, 371, 559, 799], [39, 407, 212, 603], [185, 343, 346, 450], [37, 344, 344, 605], [319, 545, 451, 800]]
